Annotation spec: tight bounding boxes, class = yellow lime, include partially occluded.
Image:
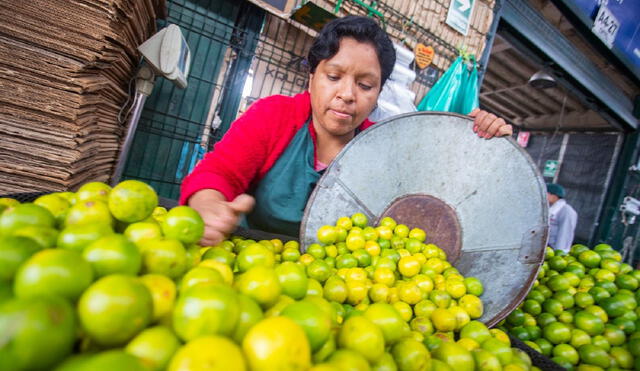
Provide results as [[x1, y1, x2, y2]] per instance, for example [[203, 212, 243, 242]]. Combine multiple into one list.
[[459, 294, 483, 319], [431, 308, 457, 332], [125, 325, 180, 371], [391, 338, 431, 371], [172, 283, 239, 341], [398, 255, 421, 278], [139, 274, 176, 322], [338, 315, 385, 363], [235, 266, 281, 308], [242, 317, 311, 370], [168, 335, 246, 371], [199, 259, 234, 285]]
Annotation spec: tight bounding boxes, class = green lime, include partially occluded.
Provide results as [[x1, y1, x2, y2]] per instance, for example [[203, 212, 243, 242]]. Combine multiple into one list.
[[34, 193, 70, 226], [306, 259, 332, 282], [602, 324, 626, 346], [577, 344, 611, 368], [553, 290, 575, 309], [65, 200, 114, 227], [574, 311, 604, 336], [0, 296, 76, 370], [511, 326, 530, 341], [124, 222, 163, 246], [528, 290, 546, 303], [108, 180, 158, 223], [506, 308, 525, 326], [0, 235, 41, 282], [534, 338, 553, 356], [537, 312, 557, 327], [202, 246, 236, 266], [172, 283, 239, 341], [282, 300, 332, 352], [232, 294, 264, 343], [57, 223, 114, 251], [616, 274, 639, 290], [161, 206, 204, 245], [542, 298, 564, 316], [14, 249, 93, 301], [139, 238, 188, 279], [552, 343, 578, 365], [0, 203, 55, 235], [578, 250, 602, 268], [125, 325, 181, 371], [522, 299, 542, 316], [78, 274, 153, 346], [75, 182, 112, 204], [350, 213, 368, 229], [543, 322, 571, 344], [575, 292, 595, 308], [570, 328, 591, 348], [307, 243, 326, 259], [82, 234, 142, 277]]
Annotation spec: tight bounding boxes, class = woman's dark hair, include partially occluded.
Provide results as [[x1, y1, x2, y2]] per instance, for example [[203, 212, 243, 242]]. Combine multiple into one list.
[[307, 16, 396, 87]]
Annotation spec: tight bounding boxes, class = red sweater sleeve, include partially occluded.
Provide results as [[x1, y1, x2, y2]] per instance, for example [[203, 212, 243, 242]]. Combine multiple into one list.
[[179, 93, 311, 204]]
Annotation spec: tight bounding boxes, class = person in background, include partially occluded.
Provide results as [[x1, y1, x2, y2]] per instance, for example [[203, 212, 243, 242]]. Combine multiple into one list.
[[547, 183, 578, 253], [180, 15, 513, 246]]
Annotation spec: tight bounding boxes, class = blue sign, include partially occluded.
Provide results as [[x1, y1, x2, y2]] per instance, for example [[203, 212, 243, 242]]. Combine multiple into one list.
[[560, 0, 640, 79]]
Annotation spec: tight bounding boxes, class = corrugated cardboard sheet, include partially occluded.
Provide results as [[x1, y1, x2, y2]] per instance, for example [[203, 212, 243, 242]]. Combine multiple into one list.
[[0, 0, 165, 193]]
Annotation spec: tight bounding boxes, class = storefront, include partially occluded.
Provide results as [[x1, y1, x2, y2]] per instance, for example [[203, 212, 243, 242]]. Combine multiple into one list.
[[478, 0, 639, 255]]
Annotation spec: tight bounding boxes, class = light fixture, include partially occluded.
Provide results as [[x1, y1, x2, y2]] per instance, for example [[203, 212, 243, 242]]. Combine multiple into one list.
[[528, 70, 557, 89]]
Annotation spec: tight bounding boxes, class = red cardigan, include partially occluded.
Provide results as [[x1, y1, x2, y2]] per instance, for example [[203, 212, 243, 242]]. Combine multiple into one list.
[[180, 91, 375, 204]]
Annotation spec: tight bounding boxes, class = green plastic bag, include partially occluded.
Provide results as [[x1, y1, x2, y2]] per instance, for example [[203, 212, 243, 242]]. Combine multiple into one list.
[[417, 56, 479, 115], [458, 57, 479, 114]]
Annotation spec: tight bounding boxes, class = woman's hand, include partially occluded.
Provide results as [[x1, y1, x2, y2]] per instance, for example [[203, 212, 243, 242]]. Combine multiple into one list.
[[187, 189, 255, 246], [469, 108, 513, 138]]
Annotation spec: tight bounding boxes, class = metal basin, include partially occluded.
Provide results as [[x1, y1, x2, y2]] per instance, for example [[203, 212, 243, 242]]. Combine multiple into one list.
[[300, 112, 548, 326]]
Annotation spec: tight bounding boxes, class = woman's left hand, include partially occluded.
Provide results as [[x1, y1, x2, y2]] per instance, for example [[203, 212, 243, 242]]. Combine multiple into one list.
[[469, 108, 513, 139]]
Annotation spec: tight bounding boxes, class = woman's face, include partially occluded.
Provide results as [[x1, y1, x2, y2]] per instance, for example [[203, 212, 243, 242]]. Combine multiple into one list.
[[309, 37, 382, 139]]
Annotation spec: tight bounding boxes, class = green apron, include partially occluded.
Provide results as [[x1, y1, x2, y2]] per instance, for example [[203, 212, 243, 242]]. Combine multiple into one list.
[[243, 120, 321, 237]]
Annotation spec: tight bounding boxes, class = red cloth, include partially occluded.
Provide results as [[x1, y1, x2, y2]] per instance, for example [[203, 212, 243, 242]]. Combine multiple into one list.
[[180, 91, 375, 204]]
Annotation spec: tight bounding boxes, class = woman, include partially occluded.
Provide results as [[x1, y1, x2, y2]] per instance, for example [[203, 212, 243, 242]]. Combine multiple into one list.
[[180, 16, 511, 246]]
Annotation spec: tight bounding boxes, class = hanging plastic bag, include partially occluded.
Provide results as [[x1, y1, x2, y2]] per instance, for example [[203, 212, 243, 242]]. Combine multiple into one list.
[[456, 56, 479, 115], [417, 55, 479, 115], [417, 56, 464, 112], [369, 43, 418, 122]]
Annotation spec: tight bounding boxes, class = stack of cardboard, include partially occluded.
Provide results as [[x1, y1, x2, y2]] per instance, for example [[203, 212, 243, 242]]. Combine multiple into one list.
[[0, 0, 165, 193]]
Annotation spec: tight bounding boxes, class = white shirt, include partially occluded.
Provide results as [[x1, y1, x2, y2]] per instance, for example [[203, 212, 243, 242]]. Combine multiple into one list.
[[548, 199, 578, 252]]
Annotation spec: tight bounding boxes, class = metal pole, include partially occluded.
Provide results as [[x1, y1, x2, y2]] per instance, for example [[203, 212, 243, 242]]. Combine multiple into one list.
[[111, 65, 155, 186], [477, 0, 503, 87], [111, 92, 148, 186]]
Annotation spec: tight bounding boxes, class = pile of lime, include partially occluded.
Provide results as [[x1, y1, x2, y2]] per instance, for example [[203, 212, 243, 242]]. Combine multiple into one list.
[[2, 180, 537, 370], [501, 244, 640, 370]]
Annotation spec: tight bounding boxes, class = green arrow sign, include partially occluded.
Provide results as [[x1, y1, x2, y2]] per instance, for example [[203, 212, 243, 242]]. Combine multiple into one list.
[[446, 0, 476, 35], [543, 160, 559, 178]]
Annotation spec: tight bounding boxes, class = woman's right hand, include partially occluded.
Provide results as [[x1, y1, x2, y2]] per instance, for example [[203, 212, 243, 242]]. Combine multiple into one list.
[[187, 189, 255, 246]]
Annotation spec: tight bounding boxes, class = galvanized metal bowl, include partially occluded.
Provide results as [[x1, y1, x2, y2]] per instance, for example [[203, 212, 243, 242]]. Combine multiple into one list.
[[300, 112, 548, 327]]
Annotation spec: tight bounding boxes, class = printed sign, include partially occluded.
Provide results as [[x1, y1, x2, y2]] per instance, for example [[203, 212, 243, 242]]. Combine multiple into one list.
[[247, 0, 297, 18], [592, 5, 620, 48], [415, 44, 435, 69], [415, 66, 441, 88], [517, 131, 530, 148], [446, 0, 476, 35], [543, 160, 559, 178], [290, 2, 336, 32], [559, 0, 640, 79]]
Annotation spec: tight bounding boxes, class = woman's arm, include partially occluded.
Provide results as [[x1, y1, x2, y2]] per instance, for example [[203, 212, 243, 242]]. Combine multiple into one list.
[[180, 93, 310, 245], [188, 189, 255, 246]]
